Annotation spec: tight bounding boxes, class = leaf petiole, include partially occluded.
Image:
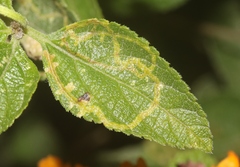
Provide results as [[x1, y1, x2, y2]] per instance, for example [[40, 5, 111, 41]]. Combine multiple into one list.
[[0, 5, 28, 26], [25, 25, 48, 43]]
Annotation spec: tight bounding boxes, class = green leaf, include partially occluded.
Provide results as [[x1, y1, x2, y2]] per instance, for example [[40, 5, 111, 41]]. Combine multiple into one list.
[[59, 0, 103, 21], [0, 0, 13, 9], [38, 18, 212, 152], [13, 0, 75, 33], [0, 19, 39, 134], [0, 4, 27, 27]]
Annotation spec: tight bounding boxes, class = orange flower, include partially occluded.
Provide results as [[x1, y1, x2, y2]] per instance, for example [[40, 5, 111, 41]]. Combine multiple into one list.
[[216, 151, 239, 167], [37, 155, 87, 167], [38, 155, 63, 167]]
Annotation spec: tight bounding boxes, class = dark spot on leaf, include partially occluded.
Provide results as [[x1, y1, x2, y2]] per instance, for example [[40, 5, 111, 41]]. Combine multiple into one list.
[[78, 92, 90, 102]]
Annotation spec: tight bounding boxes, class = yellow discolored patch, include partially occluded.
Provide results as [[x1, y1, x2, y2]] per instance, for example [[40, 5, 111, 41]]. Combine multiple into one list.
[[43, 51, 55, 61], [53, 62, 59, 68], [130, 80, 136, 86], [80, 69, 86, 73], [65, 82, 75, 92], [26, 82, 34, 87], [55, 89, 63, 95], [44, 67, 50, 73], [67, 101, 75, 111], [43, 51, 58, 73]]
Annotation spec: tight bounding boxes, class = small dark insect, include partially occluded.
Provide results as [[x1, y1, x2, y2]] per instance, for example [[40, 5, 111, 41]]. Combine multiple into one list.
[[78, 92, 90, 102]]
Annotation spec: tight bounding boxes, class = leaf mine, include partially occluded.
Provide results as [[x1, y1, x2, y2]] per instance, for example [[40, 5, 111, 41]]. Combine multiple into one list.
[[41, 18, 213, 152]]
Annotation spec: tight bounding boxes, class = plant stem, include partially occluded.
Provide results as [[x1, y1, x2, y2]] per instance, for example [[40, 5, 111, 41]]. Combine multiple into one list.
[[25, 26, 48, 44], [0, 5, 28, 26]]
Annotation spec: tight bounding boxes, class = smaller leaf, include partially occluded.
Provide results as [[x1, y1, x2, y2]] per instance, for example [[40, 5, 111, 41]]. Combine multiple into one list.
[[14, 0, 75, 33], [0, 19, 39, 134]]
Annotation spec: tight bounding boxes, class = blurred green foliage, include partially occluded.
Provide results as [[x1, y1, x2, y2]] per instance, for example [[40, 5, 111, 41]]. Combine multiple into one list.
[[0, 0, 240, 166]]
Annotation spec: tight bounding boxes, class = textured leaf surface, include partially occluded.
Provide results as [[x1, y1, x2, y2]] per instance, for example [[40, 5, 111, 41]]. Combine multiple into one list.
[[40, 19, 212, 152], [0, 19, 39, 133]]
